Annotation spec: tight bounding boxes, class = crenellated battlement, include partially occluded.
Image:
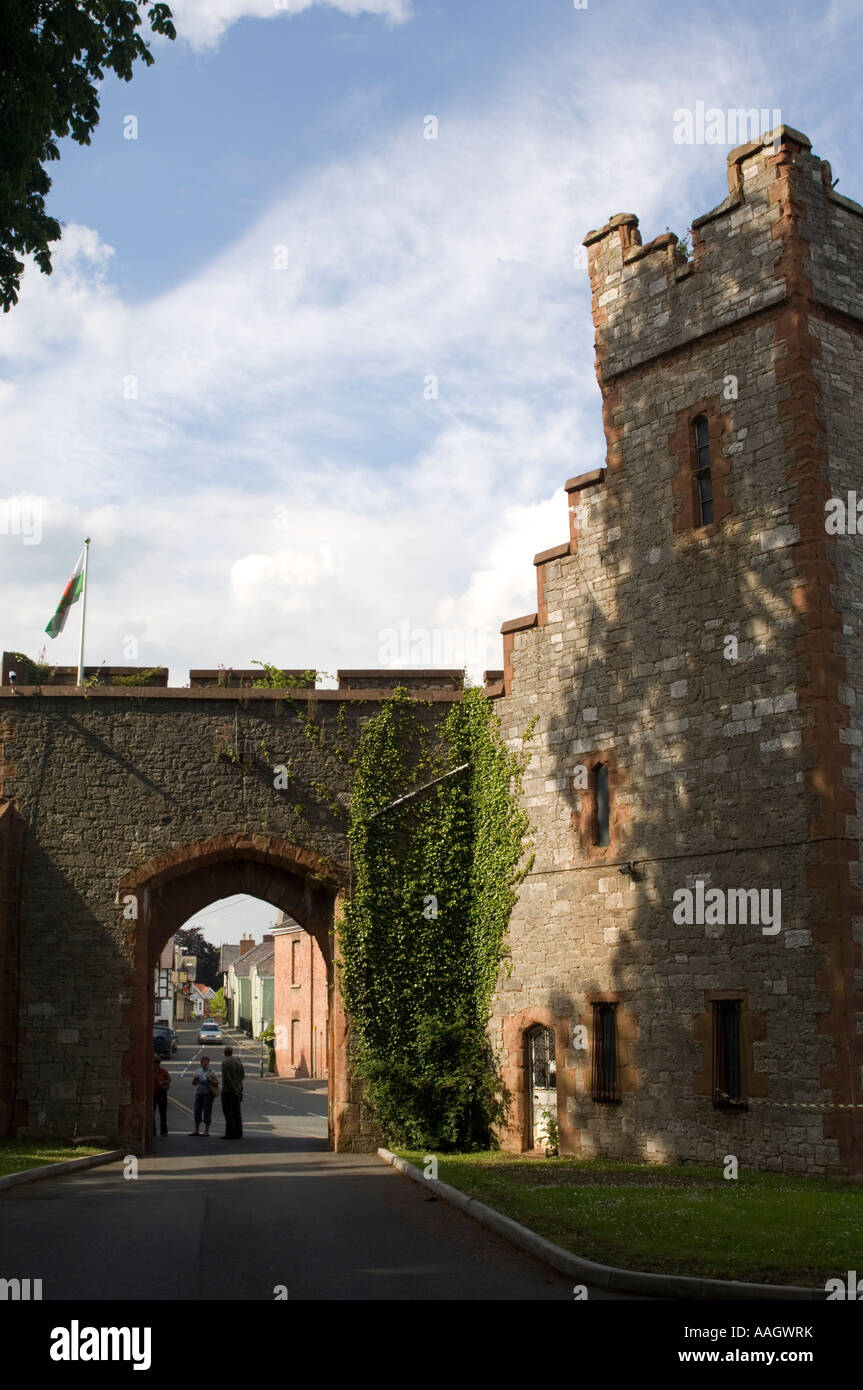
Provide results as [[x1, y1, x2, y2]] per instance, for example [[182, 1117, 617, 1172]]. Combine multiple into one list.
[[0, 653, 480, 700], [497, 123, 863, 662], [584, 125, 863, 388]]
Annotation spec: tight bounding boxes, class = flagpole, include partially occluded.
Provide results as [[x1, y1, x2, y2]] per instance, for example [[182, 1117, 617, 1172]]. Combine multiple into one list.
[[76, 538, 91, 687]]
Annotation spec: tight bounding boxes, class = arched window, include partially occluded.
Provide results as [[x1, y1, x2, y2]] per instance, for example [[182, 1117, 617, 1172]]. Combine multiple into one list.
[[594, 763, 610, 847], [693, 416, 713, 526]]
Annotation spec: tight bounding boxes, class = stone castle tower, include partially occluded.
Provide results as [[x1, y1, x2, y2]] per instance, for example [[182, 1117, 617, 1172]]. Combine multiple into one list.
[[491, 126, 863, 1176]]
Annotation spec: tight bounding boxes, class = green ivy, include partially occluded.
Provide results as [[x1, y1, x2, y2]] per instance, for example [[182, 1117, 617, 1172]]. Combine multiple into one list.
[[9, 655, 162, 687], [338, 686, 534, 1150], [8, 650, 55, 684], [249, 660, 322, 689], [112, 668, 164, 686]]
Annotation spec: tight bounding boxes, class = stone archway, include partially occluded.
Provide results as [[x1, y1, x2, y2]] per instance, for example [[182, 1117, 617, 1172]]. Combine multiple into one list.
[[0, 666, 460, 1151], [117, 833, 359, 1153], [501, 1007, 576, 1154]]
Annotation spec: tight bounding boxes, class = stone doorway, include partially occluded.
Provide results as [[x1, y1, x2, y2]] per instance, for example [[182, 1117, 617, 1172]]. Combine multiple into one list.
[[526, 1023, 557, 1150]]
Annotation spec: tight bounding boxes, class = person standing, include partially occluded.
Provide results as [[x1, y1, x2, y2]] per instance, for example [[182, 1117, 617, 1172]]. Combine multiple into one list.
[[190, 1054, 218, 1136], [153, 1055, 171, 1136], [220, 1046, 245, 1139]]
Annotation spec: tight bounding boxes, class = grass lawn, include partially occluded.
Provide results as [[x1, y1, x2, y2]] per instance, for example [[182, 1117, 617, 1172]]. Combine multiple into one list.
[[0, 1139, 106, 1180], [396, 1150, 863, 1286]]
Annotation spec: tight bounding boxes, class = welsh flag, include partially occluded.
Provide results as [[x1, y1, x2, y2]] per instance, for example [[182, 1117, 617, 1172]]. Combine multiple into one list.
[[45, 548, 86, 639]]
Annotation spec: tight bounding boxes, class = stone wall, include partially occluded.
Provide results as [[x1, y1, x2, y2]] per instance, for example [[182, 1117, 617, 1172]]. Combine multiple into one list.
[[0, 676, 458, 1150], [0, 801, 24, 1135], [807, 163, 863, 1172]]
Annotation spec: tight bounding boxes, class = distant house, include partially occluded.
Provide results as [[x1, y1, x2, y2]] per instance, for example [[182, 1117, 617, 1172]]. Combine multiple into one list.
[[218, 942, 240, 986], [189, 983, 216, 1019], [220, 936, 255, 1017], [174, 950, 199, 1022], [227, 935, 274, 1036], [273, 914, 328, 1078], [154, 935, 175, 1025], [249, 948, 274, 1038]]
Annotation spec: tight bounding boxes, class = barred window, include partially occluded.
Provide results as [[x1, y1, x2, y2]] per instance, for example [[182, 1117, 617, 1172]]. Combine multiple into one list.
[[591, 1002, 619, 1103], [713, 999, 746, 1108], [693, 416, 714, 526], [594, 763, 610, 847]]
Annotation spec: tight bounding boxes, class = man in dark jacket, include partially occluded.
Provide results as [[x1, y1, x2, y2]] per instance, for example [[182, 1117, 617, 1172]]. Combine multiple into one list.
[[220, 1046, 245, 1139]]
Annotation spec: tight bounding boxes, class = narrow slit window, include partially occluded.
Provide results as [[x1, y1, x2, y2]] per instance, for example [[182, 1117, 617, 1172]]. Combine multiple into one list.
[[591, 1002, 619, 1103], [594, 763, 610, 847], [693, 416, 714, 526], [713, 1000, 746, 1108]]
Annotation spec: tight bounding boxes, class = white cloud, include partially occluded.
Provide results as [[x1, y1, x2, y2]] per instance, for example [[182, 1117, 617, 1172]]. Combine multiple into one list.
[[168, 0, 410, 51], [1, 23, 800, 686], [184, 894, 279, 943], [0, 224, 121, 367]]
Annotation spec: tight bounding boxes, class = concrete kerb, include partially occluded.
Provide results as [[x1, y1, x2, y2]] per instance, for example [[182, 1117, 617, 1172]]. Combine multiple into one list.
[[259, 1077, 328, 1087], [0, 1148, 126, 1193], [377, 1148, 825, 1301]]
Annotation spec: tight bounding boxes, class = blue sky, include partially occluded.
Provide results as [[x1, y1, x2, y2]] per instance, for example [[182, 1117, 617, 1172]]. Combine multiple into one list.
[[45, 0, 863, 307], [2, 0, 863, 700]]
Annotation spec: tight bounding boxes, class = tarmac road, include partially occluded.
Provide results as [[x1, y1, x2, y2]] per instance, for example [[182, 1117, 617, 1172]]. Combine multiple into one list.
[[0, 1024, 627, 1301]]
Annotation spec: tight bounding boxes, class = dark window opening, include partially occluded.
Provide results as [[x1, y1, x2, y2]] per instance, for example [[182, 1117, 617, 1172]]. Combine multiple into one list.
[[713, 1000, 747, 1108], [591, 1002, 619, 1103], [527, 1025, 556, 1091], [594, 763, 610, 847], [693, 416, 714, 526]]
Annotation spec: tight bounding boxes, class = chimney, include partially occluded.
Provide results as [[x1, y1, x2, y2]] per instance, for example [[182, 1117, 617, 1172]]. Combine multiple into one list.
[[238, 935, 257, 957]]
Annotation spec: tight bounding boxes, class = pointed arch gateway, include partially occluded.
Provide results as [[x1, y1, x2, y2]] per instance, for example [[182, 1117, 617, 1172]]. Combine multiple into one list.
[[118, 833, 366, 1153]]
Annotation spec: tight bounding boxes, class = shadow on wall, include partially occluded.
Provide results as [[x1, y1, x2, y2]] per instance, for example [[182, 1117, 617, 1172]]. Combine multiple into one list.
[[538, 356, 831, 1172], [501, 144, 860, 1172]]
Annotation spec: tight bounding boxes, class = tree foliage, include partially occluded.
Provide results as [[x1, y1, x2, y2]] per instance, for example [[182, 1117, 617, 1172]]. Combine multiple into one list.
[[0, 0, 176, 311], [209, 986, 228, 1018]]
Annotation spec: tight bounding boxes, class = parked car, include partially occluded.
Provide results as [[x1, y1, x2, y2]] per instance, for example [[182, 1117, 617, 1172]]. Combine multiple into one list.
[[154, 1025, 177, 1055], [153, 1029, 172, 1060], [198, 1020, 223, 1045]]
